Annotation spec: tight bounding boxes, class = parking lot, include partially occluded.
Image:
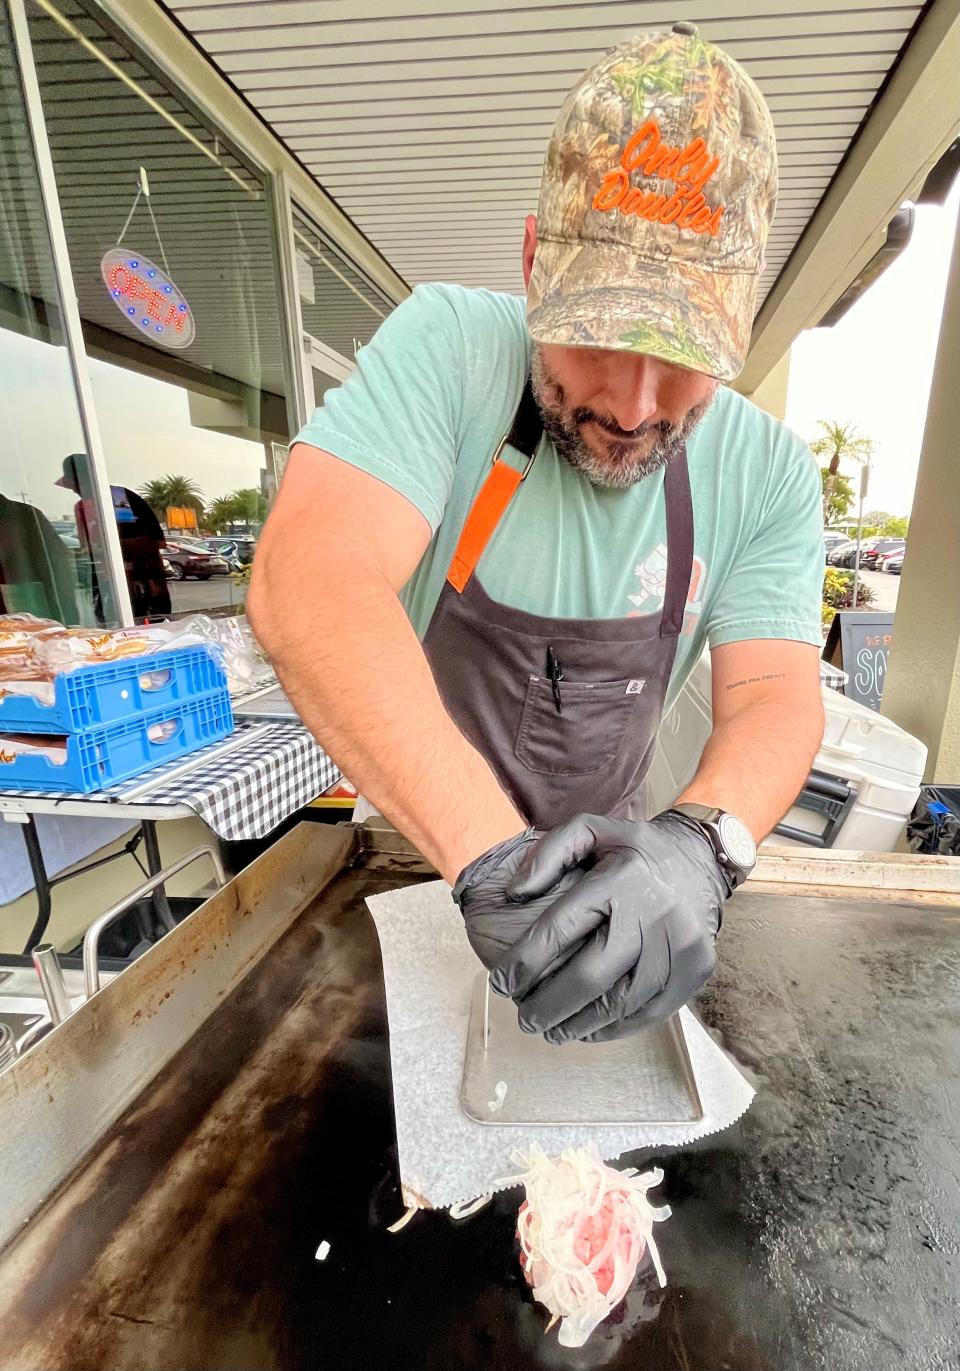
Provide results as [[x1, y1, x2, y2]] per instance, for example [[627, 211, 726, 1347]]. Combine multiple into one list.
[[859, 566, 901, 613], [168, 578, 246, 616]]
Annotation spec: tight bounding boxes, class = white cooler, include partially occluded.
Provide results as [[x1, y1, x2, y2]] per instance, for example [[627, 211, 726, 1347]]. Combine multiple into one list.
[[648, 653, 927, 852]]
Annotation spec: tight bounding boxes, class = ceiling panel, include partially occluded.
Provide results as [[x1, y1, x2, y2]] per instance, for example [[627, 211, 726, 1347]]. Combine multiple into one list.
[[164, 1, 924, 314]]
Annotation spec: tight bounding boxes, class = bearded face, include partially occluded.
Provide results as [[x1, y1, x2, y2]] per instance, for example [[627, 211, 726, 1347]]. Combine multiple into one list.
[[531, 343, 716, 490]]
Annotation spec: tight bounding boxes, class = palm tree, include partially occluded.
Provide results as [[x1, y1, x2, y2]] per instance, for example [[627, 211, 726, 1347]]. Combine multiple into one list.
[[139, 474, 205, 518], [139, 478, 172, 519], [809, 421, 875, 526], [227, 488, 268, 526], [206, 496, 239, 533], [821, 470, 855, 525], [205, 489, 268, 534], [160, 475, 205, 514]]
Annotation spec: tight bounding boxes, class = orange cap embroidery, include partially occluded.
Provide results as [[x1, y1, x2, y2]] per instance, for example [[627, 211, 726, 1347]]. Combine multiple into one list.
[[592, 118, 726, 236]]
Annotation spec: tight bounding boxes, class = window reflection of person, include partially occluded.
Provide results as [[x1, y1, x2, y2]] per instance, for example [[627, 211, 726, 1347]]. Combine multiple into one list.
[[55, 453, 171, 622], [0, 490, 78, 623]]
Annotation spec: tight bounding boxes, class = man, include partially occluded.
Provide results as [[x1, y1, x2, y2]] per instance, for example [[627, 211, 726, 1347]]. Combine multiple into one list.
[[56, 453, 171, 622], [0, 490, 77, 622], [249, 25, 825, 1044]]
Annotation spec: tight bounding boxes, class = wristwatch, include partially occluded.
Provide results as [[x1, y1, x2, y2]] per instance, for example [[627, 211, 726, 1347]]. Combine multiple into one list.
[[667, 803, 757, 890]]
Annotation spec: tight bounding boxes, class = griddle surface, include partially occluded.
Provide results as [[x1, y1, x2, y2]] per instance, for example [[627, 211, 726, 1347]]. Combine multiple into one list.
[[2, 876, 958, 1370]]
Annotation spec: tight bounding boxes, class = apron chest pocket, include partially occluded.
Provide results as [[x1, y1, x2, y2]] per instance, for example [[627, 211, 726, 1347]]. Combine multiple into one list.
[[514, 675, 644, 777]]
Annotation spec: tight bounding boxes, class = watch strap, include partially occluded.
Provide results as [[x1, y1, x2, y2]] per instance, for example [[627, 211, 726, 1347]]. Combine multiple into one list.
[[672, 802, 723, 825], [665, 804, 754, 890]]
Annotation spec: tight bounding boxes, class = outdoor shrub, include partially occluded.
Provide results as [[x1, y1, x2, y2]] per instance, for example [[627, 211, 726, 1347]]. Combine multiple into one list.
[[821, 568, 875, 631]]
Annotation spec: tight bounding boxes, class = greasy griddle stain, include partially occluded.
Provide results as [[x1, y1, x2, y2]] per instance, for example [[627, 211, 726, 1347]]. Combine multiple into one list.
[[0, 866, 423, 1371], [694, 893, 960, 1371], [1, 880, 959, 1371]]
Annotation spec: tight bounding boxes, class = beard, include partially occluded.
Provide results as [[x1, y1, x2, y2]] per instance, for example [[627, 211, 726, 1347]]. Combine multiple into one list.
[[530, 345, 715, 490]]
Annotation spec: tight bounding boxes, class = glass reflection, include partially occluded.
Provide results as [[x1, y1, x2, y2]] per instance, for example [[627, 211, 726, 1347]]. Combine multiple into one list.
[[0, 3, 117, 625], [27, 0, 292, 619]]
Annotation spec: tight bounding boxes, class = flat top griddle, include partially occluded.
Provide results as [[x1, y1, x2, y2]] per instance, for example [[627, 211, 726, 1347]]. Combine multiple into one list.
[[0, 832, 958, 1371], [232, 683, 299, 721]]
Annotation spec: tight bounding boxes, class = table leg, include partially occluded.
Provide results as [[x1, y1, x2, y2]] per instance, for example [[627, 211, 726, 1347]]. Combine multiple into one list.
[[20, 817, 54, 955], [142, 820, 176, 933]]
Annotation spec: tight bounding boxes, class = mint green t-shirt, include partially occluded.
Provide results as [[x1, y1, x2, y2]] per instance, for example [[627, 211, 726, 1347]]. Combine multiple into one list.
[[295, 283, 823, 712]]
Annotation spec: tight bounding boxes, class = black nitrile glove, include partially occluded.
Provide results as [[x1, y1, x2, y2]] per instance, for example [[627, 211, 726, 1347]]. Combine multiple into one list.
[[452, 828, 583, 970], [489, 812, 731, 1043]]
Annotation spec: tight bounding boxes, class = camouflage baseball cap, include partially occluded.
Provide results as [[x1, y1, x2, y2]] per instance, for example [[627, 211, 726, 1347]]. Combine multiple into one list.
[[526, 23, 778, 381]]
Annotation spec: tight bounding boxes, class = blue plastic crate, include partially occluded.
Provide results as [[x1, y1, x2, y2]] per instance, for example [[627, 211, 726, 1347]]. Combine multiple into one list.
[[0, 690, 234, 793], [0, 646, 227, 734]]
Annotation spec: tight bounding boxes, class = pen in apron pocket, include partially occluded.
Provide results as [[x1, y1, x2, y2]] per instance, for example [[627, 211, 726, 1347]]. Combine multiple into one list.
[[546, 646, 563, 714]]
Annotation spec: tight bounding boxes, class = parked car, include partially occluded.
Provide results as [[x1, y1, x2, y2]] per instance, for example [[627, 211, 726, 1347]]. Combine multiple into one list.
[[860, 537, 906, 570], [828, 538, 896, 570], [881, 550, 904, 575], [163, 539, 230, 580], [230, 536, 256, 566], [824, 532, 851, 559], [827, 540, 857, 567], [201, 536, 257, 570], [200, 538, 242, 572]]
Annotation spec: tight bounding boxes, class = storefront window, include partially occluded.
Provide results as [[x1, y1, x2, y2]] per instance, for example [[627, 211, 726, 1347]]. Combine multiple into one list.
[[0, 1, 117, 626], [292, 208, 395, 410], [26, 0, 292, 619]]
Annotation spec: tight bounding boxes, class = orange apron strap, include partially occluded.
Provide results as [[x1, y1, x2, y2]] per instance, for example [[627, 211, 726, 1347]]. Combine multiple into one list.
[[447, 459, 524, 593]]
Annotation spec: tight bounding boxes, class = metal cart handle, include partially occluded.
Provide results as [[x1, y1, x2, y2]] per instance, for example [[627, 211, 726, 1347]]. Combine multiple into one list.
[[772, 768, 858, 849], [83, 846, 226, 999]]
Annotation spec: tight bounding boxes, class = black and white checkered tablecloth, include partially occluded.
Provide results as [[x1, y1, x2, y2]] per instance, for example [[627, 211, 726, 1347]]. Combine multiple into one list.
[[2, 722, 341, 842], [135, 722, 341, 840]]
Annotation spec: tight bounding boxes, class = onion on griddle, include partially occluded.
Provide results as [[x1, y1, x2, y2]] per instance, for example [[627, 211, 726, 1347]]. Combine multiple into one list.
[[506, 1143, 670, 1348]]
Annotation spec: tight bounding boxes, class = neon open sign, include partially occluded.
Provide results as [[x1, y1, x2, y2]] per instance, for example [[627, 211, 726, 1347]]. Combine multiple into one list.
[[100, 247, 195, 350]]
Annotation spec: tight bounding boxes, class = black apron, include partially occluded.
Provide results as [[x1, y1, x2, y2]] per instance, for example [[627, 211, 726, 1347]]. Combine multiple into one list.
[[422, 381, 695, 828]]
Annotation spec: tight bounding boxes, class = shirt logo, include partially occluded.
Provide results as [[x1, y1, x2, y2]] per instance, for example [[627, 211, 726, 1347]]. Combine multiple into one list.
[[628, 543, 707, 628], [625, 679, 645, 695], [592, 118, 725, 237]]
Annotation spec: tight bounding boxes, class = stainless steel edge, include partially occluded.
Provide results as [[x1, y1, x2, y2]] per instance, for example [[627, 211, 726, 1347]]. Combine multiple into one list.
[[0, 821, 359, 1252]]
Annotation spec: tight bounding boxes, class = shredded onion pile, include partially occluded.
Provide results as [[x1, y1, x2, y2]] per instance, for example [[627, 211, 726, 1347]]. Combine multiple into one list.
[[509, 1143, 670, 1348]]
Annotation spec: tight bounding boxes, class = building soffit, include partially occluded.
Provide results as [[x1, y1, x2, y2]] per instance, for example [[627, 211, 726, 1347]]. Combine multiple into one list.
[[102, 0, 960, 387]]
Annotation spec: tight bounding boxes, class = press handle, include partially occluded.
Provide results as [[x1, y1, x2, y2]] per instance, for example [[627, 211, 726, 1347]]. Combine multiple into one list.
[[83, 845, 225, 998], [32, 943, 73, 1025]]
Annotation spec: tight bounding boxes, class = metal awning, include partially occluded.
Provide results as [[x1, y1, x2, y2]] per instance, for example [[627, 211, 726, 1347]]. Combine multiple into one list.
[[161, 0, 943, 322]]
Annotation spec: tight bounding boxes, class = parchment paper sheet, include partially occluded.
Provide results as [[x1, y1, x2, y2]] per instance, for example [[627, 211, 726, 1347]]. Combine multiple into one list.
[[368, 880, 754, 1211]]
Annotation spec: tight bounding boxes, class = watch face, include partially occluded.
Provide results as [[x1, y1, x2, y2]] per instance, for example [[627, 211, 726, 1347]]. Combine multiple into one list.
[[718, 813, 757, 870]]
